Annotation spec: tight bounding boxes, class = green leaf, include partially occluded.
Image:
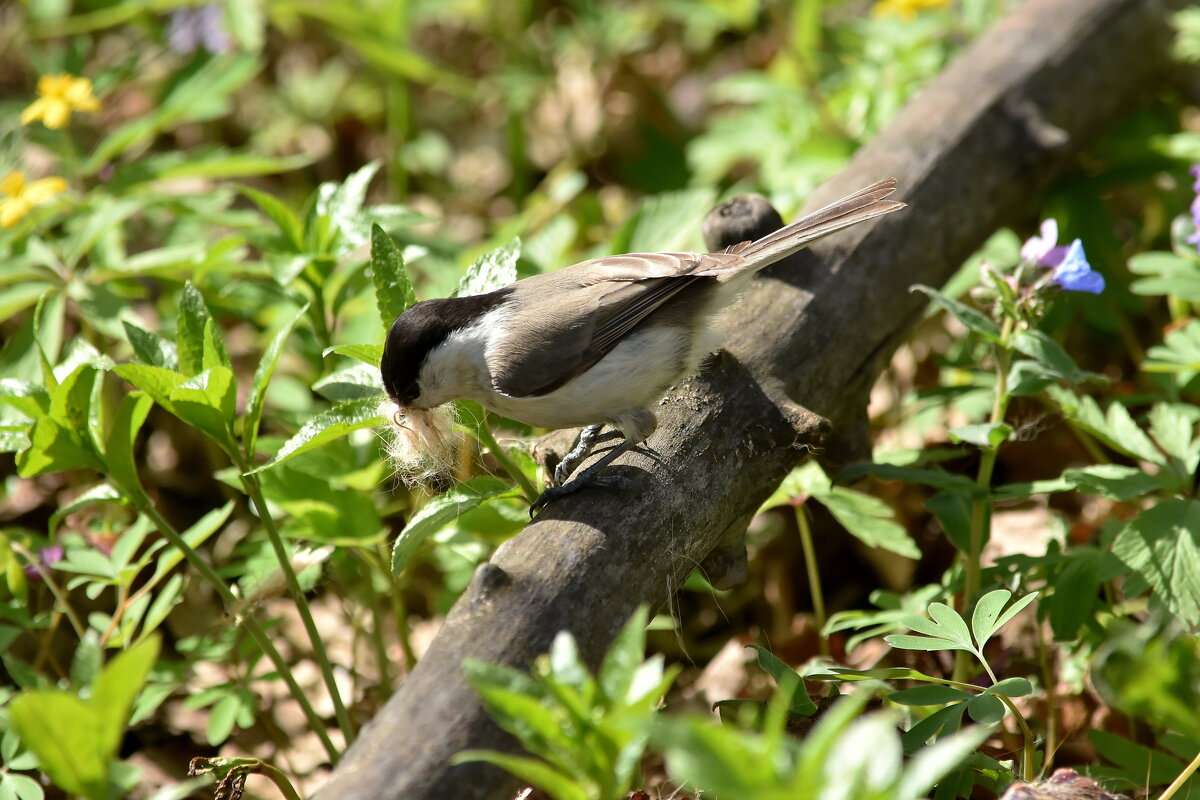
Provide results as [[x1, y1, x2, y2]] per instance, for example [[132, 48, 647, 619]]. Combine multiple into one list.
[[450, 751, 587, 800], [47, 483, 123, 538], [911, 284, 1001, 342], [979, 591, 1037, 646], [837, 462, 980, 495], [240, 185, 304, 252], [986, 677, 1032, 697], [391, 476, 514, 574], [888, 685, 971, 705], [1048, 388, 1163, 466], [8, 636, 159, 800], [1112, 499, 1200, 625], [897, 725, 993, 800], [1128, 251, 1200, 300], [969, 589, 1011, 648], [322, 344, 384, 366], [1012, 330, 1091, 384], [243, 304, 308, 457], [169, 367, 238, 454], [749, 645, 816, 716], [9, 694, 108, 800], [252, 396, 385, 474], [312, 363, 382, 402], [104, 393, 154, 501], [947, 423, 1011, 449], [625, 187, 717, 253], [1145, 319, 1200, 380], [456, 239, 520, 297], [91, 635, 161, 757], [901, 702, 967, 752], [371, 224, 416, 329], [887, 603, 975, 653], [122, 321, 177, 371], [819, 487, 919, 558], [1060, 464, 1171, 501], [176, 283, 229, 376], [965, 693, 1006, 724], [598, 606, 649, 705]]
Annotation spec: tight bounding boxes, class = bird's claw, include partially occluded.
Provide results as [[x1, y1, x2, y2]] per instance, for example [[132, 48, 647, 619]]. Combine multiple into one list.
[[529, 474, 635, 517]]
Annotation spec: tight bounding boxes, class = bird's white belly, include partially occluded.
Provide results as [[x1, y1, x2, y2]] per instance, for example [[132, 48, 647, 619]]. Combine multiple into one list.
[[474, 325, 700, 431]]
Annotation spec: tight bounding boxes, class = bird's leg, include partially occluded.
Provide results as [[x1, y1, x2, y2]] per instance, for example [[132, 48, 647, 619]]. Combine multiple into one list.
[[552, 423, 605, 486], [531, 436, 636, 515]]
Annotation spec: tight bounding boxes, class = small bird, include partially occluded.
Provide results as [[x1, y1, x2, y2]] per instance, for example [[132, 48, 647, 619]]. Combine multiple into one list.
[[381, 178, 903, 510]]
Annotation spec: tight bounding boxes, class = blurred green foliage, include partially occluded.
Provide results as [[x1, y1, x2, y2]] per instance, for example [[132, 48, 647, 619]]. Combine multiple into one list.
[[2, 1, 1200, 799]]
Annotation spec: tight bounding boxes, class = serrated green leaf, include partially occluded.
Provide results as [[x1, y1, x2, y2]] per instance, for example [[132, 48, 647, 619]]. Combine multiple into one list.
[[122, 321, 177, 371], [391, 476, 514, 574], [371, 224, 416, 329], [1113, 499, 1200, 625], [1059, 464, 1170, 501], [169, 367, 238, 453], [456, 239, 520, 297], [252, 396, 385, 474], [911, 284, 1000, 342], [177, 283, 222, 377], [820, 487, 919, 558], [837, 462, 981, 495]]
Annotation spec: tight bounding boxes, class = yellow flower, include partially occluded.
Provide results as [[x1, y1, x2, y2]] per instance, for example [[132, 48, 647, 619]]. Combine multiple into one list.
[[872, 0, 952, 20], [20, 73, 101, 129], [0, 171, 68, 228]]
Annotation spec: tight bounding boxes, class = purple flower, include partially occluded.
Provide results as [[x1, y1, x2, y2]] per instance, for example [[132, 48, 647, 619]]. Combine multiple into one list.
[[166, 4, 231, 55], [1021, 219, 1058, 265], [1050, 239, 1104, 294], [1189, 165, 1200, 249], [23, 546, 63, 579]]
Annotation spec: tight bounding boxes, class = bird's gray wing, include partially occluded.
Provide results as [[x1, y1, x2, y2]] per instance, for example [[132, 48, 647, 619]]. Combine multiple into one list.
[[486, 251, 738, 398]]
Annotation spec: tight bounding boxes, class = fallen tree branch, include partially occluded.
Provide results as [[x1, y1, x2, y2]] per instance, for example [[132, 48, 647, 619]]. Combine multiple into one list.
[[312, 1, 1188, 797]]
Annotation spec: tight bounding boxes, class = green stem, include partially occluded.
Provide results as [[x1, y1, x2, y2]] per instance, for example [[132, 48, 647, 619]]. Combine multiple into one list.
[[373, 544, 416, 671], [138, 503, 340, 762], [475, 422, 539, 504], [11, 540, 86, 639], [241, 473, 356, 745], [258, 760, 304, 800], [1036, 625, 1058, 771], [795, 503, 829, 655], [997, 694, 1037, 782], [356, 549, 392, 691], [956, 317, 1014, 683]]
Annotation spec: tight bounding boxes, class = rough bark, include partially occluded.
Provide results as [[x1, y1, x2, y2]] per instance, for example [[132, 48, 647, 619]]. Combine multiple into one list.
[[312, 0, 1187, 797]]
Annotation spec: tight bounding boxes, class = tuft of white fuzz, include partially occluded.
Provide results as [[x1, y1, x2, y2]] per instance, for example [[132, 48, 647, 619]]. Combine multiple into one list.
[[378, 399, 464, 486]]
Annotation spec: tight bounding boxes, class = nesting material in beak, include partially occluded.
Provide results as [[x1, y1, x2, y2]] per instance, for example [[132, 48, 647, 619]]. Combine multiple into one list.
[[379, 399, 464, 485]]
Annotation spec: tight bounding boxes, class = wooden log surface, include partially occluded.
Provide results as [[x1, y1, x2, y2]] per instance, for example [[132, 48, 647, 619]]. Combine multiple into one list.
[[311, 1, 1188, 797]]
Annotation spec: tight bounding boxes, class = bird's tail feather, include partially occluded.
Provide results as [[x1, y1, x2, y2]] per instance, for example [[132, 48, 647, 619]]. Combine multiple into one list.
[[734, 178, 904, 268]]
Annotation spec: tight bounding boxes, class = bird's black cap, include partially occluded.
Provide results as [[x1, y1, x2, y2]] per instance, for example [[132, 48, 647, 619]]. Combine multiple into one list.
[[380, 288, 514, 406]]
